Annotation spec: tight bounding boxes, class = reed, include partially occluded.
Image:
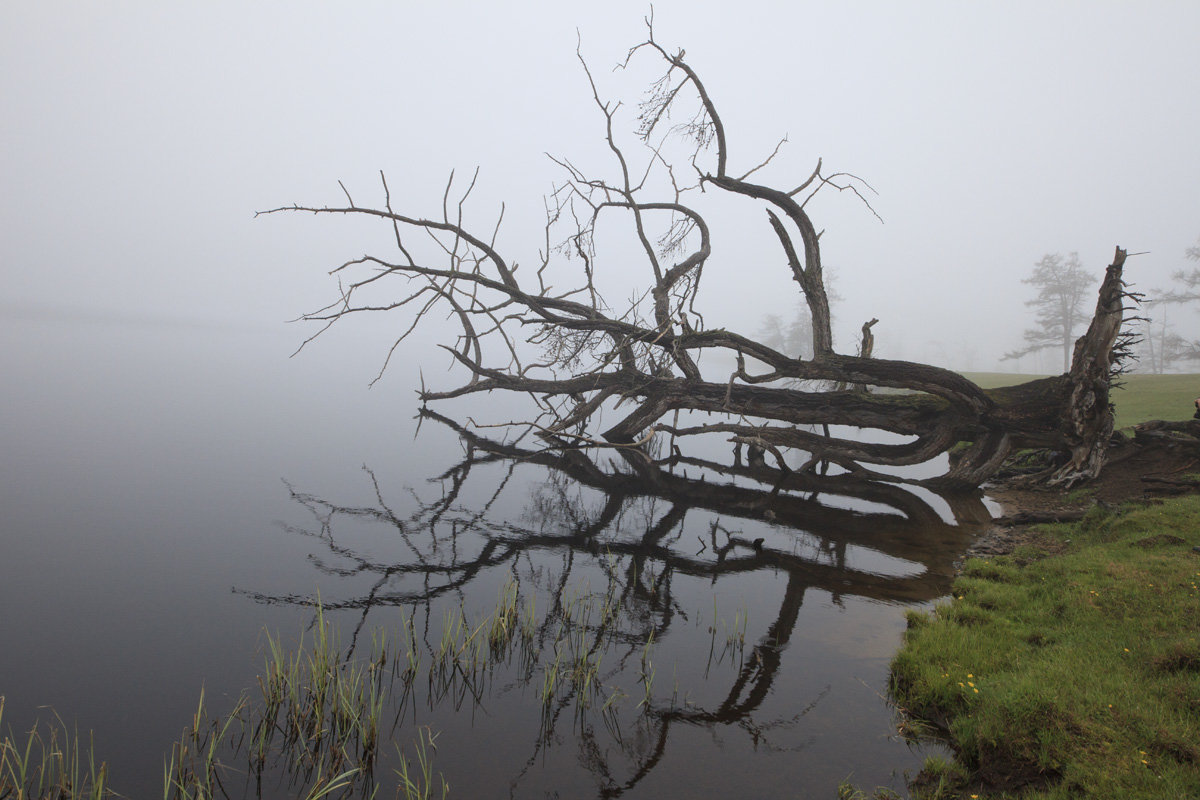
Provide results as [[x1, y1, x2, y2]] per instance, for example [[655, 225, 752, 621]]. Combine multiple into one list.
[[637, 632, 656, 708], [163, 602, 409, 799], [0, 696, 111, 799], [4, 564, 685, 798], [393, 727, 448, 800], [705, 596, 750, 675]]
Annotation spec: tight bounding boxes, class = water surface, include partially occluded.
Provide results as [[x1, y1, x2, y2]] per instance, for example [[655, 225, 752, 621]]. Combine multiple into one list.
[[0, 313, 986, 797]]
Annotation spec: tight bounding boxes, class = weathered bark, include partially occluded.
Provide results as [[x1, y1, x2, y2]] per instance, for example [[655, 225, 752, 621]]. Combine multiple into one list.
[[261, 25, 1131, 490], [1045, 247, 1128, 485]]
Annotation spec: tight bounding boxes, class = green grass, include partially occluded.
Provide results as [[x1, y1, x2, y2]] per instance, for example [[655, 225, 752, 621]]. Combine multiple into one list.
[[957, 372, 1052, 390], [961, 371, 1200, 430], [889, 497, 1200, 799], [1108, 373, 1200, 430]]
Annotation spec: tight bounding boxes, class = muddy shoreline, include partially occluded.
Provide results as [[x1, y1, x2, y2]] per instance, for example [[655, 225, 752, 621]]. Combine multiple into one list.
[[965, 436, 1200, 564]]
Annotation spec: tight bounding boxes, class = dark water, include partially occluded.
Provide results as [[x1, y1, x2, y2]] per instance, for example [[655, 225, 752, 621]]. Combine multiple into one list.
[[0, 313, 989, 797]]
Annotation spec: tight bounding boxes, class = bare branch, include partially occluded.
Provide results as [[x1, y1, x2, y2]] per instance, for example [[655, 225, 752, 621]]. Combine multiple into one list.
[[263, 27, 1133, 490]]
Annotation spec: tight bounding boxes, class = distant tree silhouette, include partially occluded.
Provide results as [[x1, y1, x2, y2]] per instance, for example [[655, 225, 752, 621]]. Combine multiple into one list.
[[1167, 235, 1200, 302], [1142, 236, 1200, 369], [1005, 252, 1096, 373]]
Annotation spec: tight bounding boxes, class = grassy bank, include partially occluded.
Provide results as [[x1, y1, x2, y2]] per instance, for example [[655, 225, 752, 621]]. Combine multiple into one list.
[[960, 371, 1199, 431], [1108, 373, 1200, 431], [887, 497, 1200, 799]]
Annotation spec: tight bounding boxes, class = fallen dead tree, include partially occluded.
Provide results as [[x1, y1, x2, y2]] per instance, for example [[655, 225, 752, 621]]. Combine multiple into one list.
[[261, 20, 1135, 490]]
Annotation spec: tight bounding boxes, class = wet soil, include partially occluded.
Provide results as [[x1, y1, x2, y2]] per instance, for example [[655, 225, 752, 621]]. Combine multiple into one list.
[[968, 438, 1200, 560]]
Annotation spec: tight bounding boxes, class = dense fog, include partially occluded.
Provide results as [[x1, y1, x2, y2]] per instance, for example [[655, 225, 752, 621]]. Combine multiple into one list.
[[3, 2, 1199, 381]]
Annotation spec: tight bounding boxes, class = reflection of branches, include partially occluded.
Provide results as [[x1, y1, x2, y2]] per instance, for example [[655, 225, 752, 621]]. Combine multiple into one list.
[[423, 409, 985, 584], [567, 571, 821, 800], [243, 411, 987, 798]]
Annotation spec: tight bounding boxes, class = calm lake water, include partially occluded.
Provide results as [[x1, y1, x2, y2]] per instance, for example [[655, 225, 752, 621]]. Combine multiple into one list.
[[0, 312, 991, 798]]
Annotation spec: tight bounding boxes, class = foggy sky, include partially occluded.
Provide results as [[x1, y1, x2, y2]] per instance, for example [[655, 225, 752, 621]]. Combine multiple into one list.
[[3, 1, 1199, 375]]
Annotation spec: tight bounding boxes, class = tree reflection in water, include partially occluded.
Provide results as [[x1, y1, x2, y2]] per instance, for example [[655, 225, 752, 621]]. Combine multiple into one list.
[[240, 411, 990, 798]]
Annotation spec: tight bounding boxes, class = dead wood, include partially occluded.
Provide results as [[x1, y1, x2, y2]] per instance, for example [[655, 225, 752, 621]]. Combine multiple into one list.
[[261, 22, 1135, 490]]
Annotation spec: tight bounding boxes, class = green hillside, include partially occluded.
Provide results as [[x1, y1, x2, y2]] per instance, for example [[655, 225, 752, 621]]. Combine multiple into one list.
[[961, 372, 1199, 431]]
